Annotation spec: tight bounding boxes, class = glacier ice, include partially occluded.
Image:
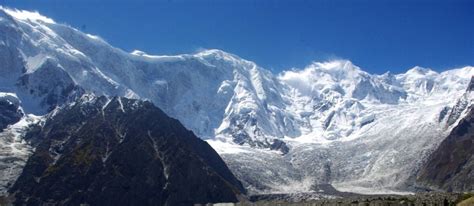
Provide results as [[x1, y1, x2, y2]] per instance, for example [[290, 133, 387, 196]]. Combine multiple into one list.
[[0, 7, 473, 195]]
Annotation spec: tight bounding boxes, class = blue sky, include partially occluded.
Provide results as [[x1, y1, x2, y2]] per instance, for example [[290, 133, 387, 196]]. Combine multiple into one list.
[[1, 0, 473, 74]]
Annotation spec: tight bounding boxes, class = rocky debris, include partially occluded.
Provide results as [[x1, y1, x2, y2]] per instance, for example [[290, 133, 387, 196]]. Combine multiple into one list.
[[9, 95, 245, 206], [198, 192, 465, 206], [270, 139, 289, 155], [249, 192, 337, 203], [232, 132, 290, 154], [238, 193, 462, 206], [249, 184, 372, 203]]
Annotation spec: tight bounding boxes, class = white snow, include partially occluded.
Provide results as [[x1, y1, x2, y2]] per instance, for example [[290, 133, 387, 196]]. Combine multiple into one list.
[[0, 92, 20, 106], [117, 97, 125, 113], [0, 7, 473, 196], [92, 66, 120, 87], [130, 49, 186, 61], [2, 7, 55, 24], [0, 114, 43, 194], [25, 54, 48, 74], [86, 33, 102, 40], [333, 184, 414, 195], [207, 139, 252, 154]]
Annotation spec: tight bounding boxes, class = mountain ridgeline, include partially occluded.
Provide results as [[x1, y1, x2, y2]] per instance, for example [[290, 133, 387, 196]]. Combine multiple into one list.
[[1, 7, 471, 151], [0, 7, 473, 197], [9, 95, 245, 205]]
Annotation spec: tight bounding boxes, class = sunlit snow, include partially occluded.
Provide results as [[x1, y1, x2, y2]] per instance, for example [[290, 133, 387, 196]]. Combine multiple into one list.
[[0, 7, 473, 196]]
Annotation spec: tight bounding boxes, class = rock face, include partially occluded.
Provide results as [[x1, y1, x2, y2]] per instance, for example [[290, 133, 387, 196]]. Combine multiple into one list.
[[9, 95, 245, 205], [468, 76, 474, 92], [0, 93, 23, 131], [417, 106, 474, 192]]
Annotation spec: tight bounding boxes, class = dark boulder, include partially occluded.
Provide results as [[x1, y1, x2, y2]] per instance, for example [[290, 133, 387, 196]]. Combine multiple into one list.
[[0, 94, 23, 131]]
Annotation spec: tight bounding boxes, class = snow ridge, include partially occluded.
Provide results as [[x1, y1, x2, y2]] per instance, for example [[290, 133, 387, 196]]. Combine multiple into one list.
[[0, 7, 473, 195]]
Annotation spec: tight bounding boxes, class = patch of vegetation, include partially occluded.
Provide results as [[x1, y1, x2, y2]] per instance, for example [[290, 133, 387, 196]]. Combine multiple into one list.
[[44, 164, 60, 175], [0, 195, 12, 206], [73, 144, 95, 167], [456, 193, 474, 206], [457, 197, 474, 206]]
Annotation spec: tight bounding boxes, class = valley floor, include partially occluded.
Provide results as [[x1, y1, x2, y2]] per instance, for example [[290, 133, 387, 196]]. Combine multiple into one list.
[[1, 192, 472, 205], [209, 192, 471, 206]]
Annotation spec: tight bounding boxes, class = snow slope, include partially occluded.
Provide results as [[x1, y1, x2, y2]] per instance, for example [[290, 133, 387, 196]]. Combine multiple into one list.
[[0, 7, 473, 195], [0, 92, 42, 194], [214, 68, 473, 194]]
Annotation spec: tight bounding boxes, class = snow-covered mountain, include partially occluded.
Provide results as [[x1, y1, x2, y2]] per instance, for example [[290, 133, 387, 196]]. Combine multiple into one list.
[[0, 7, 473, 195], [216, 66, 473, 194]]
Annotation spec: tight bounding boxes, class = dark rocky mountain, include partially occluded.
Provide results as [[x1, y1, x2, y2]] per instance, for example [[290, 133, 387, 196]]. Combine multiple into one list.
[[468, 76, 474, 92], [417, 106, 474, 192], [9, 95, 245, 205], [0, 94, 23, 131]]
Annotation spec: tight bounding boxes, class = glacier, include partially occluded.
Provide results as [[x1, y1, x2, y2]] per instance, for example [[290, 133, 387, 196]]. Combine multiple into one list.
[[0, 7, 473, 195]]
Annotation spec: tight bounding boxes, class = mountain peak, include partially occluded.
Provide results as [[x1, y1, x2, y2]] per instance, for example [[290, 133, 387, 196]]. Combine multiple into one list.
[[311, 59, 360, 71], [10, 95, 245, 205], [1, 7, 474, 196], [406, 66, 437, 76], [1, 6, 55, 24], [195, 49, 232, 56], [194, 49, 245, 62], [130, 50, 147, 56], [306, 60, 367, 80]]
